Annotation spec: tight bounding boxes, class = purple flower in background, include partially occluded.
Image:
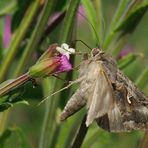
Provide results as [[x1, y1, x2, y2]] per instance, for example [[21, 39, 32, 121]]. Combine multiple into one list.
[[77, 5, 86, 24], [3, 15, 12, 48], [118, 45, 134, 59]]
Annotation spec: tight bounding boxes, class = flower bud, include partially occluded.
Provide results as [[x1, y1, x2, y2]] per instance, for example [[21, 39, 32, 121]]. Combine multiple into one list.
[[28, 57, 60, 78], [28, 43, 74, 78], [37, 43, 58, 62], [56, 43, 75, 59]]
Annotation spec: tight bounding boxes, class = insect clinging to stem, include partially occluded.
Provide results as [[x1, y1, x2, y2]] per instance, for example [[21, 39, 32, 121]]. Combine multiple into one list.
[[60, 46, 148, 132]]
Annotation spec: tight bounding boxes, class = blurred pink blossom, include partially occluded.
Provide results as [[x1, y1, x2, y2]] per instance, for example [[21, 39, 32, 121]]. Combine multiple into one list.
[[77, 5, 86, 24], [118, 45, 134, 59], [3, 15, 12, 48]]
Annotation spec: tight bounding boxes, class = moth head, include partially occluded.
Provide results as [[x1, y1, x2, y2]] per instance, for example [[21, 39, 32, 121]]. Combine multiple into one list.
[[91, 48, 104, 57]]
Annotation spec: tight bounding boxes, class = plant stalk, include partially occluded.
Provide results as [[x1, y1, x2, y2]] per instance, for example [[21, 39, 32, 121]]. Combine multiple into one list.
[[0, 73, 30, 97], [14, 0, 57, 77], [0, 0, 40, 81]]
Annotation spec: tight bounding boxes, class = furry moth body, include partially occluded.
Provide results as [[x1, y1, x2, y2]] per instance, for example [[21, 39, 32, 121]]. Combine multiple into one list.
[[60, 48, 148, 132]]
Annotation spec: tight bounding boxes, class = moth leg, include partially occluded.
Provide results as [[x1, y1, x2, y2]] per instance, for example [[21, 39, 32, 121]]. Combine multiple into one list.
[[53, 74, 70, 84], [30, 78, 38, 88]]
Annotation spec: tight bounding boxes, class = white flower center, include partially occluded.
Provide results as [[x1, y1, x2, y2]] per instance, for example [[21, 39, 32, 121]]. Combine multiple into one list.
[[56, 43, 75, 59]]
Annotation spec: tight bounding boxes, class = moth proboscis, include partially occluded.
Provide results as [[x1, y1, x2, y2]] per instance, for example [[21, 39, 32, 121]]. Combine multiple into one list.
[[60, 48, 148, 132]]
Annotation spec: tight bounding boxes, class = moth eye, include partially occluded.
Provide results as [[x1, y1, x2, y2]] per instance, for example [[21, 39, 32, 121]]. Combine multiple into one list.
[[92, 48, 104, 57]]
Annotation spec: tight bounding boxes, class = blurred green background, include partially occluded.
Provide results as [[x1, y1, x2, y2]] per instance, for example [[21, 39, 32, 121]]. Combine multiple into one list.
[[0, 0, 148, 148]]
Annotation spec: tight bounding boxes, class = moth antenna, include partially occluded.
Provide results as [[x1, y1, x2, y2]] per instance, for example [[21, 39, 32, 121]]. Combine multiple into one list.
[[78, 11, 100, 47], [37, 76, 85, 106], [53, 75, 70, 84], [72, 39, 92, 50]]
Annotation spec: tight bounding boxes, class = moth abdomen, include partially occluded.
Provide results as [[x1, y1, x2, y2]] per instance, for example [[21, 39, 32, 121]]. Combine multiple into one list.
[[60, 89, 87, 121]]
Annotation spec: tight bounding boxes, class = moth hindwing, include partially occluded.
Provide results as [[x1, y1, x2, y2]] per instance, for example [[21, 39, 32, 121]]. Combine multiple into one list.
[[60, 48, 148, 132]]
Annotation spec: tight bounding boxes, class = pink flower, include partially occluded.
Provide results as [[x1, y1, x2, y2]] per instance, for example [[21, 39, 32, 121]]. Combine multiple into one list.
[[28, 44, 74, 78], [55, 55, 72, 73], [77, 5, 86, 25], [118, 45, 134, 59]]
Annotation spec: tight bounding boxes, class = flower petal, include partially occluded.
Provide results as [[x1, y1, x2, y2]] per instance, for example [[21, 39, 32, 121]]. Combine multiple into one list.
[[56, 47, 66, 55], [55, 55, 72, 73], [68, 48, 75, 54], [56, 44, 75, 59], [61, 43, 69, 50]]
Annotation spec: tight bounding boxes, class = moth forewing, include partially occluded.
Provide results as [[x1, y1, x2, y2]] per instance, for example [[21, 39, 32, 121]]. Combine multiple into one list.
[[96, 68, 148, 132], [86, 62, 114, 126]]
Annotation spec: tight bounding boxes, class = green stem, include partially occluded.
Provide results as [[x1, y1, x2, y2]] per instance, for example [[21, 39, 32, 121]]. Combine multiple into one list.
[[0, 73, 30, 96], [39, 0, 80, 147], [50, 122, 61, 148], [59, 0, 81, 43], [39, 78, 57, 148], [14, 0, 57, 77], [103, 0, 130, 49], [0, 0, 40, 81], [104, 0, 140, 50], [94, 0, 103, 45], [63, 111, 85, 148], [71, 115, 88, 148]]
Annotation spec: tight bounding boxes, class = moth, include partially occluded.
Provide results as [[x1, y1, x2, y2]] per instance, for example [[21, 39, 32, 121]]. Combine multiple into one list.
[[60, 48, 148, 132]]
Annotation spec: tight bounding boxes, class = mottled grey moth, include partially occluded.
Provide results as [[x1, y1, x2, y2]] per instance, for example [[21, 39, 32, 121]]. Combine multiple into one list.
[[60, 48, 148, 132]]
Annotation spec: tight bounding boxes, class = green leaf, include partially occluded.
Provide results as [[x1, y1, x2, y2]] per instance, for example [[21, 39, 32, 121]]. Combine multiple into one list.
[[0, 0, 17, 16], [14, 0, 57, 76], [0, 102, 12, 112], [118, 53, 142, 69], [0, 97, 29, 112], [103, 0, 148, 50], [0, 128, 29, 148], [103, 0, 131, 49], [82, 130, 102, 148], [0, 85, 29, 112], [114, 4, 148, 35], [0, 0, 40, 81], [12, 128, 29, 148], [136, 66, 148, 89], [0, 128, 12, 147]]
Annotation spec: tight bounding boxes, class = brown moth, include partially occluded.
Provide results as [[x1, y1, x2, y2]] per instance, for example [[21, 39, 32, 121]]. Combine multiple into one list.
[[60, 48, 148, 132]]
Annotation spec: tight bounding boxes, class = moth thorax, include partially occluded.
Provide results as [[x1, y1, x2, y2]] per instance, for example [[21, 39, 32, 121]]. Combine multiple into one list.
[[83, 53, 89, 60], [91, 48, 103, 57]]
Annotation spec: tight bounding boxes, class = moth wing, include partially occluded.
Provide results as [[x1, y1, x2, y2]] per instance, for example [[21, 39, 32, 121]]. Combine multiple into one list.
[[96, 71, 148, 132], [86, 64, 114, 126]]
